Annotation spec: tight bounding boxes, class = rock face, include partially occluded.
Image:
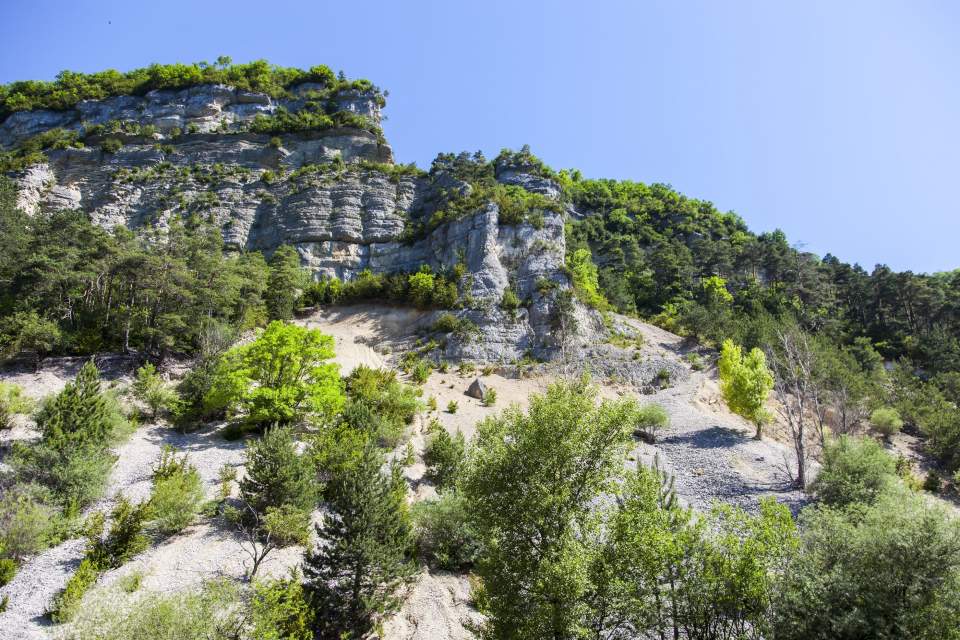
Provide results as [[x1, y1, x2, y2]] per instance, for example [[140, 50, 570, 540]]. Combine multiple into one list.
[[4, 84, 605, 362]]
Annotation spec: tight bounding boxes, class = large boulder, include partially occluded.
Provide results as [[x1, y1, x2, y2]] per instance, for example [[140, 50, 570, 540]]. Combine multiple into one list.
[[465, 378, 487, 400]]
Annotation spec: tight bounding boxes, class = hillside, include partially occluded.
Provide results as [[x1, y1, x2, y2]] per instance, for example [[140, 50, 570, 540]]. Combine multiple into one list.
[[1, 61, 959, 640]]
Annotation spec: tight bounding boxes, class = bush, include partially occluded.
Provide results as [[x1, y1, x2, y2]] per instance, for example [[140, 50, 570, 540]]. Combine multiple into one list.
[[633, 403, 669, 442], [447, 400, 458, 414], [483, 388, 498, 407], [411, 359, 432, 384], [923, 470, 942, 493], [132, 363, 179, 419], [251, 571, 314, 640], [812, 436, 897, 507], [773, 488, 960, 640], [0, 558, 17, 586], [0, 487, 55, 560], [0, 382, 33, 429], [870, 407, 903, 440], [148, 447, 204, 535], [412, 491, 481, 571], [423, 428, 466, 490], [100, 138, 122, 153], [342, 366, 420, 447], [59, 578, 243, 640], [51, 556, 101, 622], [501, 288, 521, 311]]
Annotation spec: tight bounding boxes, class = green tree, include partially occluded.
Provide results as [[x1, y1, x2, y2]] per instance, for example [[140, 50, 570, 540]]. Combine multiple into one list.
[[240, 425, 317, 520], [461, 378, 639, 639], [265, 245, 309, 321], [423, 427, 466, 490], [773, 488, 960, 640], [206, 321, 343, 427], [718, 339, 774, 439], [812, 435, 897, 507], [304, 442, 413, 639], [568, 248, 608, 309]]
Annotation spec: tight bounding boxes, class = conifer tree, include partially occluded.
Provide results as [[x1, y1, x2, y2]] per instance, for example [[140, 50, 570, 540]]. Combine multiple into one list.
[[303, 442, 412, 639], [265, 245, 308, 321], [240, 425, 317, 515], [37, 359, 109, 449]]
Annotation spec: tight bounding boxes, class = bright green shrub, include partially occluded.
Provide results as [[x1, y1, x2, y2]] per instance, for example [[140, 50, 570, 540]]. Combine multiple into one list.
[[206, 321, 343, 427], [251, 571, 314, 640], [411, 359, 432, 384], [408, 270, 436, 308], [0, 487, 55, 560], [59, 578, 243, 640], [132, 363, 179, 419], [870, 407, 903, 440], [51, 556, 101, 622], [0, 382, 33, 429]]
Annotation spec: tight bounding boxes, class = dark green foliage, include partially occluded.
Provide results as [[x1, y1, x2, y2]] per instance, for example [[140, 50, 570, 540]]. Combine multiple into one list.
[[302, 266, 460, 310], [13, 360, 129, 511], [812, 436, 897, 507], [51, 496, 150, 622], [304, 442, 413, 639], [423, 427, 465, 490], [411, 491, 480, 571], [100, 137, 122, 153], [265, 245, 309, 321], [773, 489, 960, 640], [0, 190, 271, 358], [0, 60, 382, 119], [0, 127, 83, 172], [240, 425, 317, 517]]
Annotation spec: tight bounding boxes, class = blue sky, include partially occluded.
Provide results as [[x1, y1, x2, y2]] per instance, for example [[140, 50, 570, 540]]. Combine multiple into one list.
[[2, 0, 958, 273]]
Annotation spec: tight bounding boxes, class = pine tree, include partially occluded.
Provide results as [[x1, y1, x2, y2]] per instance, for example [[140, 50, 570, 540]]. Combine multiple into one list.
[[37, 359, 109, 449], [240, 425, 317, 515], [265, 245, 308, 321], [303, 442, 413, 639]]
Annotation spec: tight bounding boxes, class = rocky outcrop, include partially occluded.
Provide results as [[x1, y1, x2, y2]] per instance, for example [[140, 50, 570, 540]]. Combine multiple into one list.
[[0, 83, 382, 149], [4, 83, 606, 363]]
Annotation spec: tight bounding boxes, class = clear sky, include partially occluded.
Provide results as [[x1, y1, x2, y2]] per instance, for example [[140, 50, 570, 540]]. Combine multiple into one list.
[[2, 0, 958, 273]]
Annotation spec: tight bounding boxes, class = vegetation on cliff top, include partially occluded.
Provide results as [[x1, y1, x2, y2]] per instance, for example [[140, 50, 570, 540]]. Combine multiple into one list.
[[0, 57, 383, 120]]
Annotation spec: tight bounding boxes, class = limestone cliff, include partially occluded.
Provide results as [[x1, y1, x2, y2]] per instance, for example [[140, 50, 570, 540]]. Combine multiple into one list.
[[3, 82, 604, 362]]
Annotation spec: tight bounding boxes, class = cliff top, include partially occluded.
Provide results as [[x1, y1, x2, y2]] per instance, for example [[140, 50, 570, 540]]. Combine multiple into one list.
[[0, 58, 384, 121]]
